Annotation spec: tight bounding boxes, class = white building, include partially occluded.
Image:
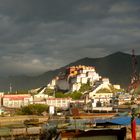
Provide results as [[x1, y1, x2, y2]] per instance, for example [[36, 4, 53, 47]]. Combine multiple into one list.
[[47, 65, 101, 92], [113, 85, 121, 90], [2, 94, 33, 108], [47, 78, 57, 90], [88, 77, 115, 107], [71, 83, 81, 92], [89, 78, 111, 98], [45, 98, 71, 109], [91, 92, 113, 107]]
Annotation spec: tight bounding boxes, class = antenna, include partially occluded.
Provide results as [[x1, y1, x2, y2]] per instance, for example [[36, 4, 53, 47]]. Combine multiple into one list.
[[10, 83, 12, 93]]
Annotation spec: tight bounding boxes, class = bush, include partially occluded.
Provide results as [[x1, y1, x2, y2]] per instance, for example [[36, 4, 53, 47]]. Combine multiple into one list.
[[79, 83, 92, 92], [96, 88, 111, 93], [70, 91, 82, 100], [55, 92, 65, 98], [16, 104, 49, 115]]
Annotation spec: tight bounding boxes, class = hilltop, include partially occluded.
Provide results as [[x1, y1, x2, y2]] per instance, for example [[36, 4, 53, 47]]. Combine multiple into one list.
[[0, 52, 140, 91]]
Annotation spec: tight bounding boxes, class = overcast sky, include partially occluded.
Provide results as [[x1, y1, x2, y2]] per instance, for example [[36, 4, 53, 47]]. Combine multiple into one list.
[[0, 0, 140, 76]]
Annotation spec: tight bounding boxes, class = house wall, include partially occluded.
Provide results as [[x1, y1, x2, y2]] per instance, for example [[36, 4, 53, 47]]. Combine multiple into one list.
[[81, 77, 88, 84], [71, 83, 81, 92], [46, 98, 71, 109], [2, 94, 32, 108]]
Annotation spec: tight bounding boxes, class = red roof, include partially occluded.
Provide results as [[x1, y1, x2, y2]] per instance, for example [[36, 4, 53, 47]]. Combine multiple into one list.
[[3, 94, 31, 100]]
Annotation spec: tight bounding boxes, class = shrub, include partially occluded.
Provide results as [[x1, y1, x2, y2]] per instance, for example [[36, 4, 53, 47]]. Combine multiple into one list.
[[17, 104, 49, 115]]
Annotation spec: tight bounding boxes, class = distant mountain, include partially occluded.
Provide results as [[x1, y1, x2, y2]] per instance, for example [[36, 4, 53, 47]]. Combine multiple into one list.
[[0, 52, 140, 92]]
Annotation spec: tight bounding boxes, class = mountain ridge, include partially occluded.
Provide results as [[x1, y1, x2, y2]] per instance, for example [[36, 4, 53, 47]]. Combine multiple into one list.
[[0, 51, 140, 92]]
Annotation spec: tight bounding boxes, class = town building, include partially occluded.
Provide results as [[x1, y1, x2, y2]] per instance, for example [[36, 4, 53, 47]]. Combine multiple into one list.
[[34, 97, 71, 109], [2, 94, 33, 108], [87, 78, 122, 108]]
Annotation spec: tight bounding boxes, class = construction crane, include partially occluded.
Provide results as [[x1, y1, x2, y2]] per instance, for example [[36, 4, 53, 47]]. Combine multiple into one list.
[[128, 49, 140, 140], [129, 49, 140, 91]]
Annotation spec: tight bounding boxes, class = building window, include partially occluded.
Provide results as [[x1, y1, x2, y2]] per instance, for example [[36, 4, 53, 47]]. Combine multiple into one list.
[[14, 101, 19, 107], [48, 100, 51, 104], [52, 100, 56, 103], [62, 100, 66, 103], [57, 100, 61, 103]]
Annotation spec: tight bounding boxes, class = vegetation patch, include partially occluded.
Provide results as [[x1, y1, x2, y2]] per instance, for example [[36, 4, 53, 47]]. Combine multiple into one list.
[[16, 104, 49, 115]]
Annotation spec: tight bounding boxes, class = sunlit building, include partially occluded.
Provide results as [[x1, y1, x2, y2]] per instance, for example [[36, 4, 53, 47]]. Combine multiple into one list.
[[48, 65, 100, 92], [2, 94, 33, 108]]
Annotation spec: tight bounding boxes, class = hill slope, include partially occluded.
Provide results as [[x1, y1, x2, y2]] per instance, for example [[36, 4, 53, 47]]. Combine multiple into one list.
[[0, 52, 140, 92]]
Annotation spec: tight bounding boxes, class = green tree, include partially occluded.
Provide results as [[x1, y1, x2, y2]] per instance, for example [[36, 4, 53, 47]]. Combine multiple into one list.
[[79, 82, 92, 92], [55, 92, 65, 98], [45, 88, 54, 96], [16, 104, 49, 115], [55, 91, 82, 100], [70, 91, 82, 100]]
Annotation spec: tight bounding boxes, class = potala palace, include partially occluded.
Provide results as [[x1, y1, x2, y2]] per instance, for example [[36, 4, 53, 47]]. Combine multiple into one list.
[[48, 65, 120, 93]]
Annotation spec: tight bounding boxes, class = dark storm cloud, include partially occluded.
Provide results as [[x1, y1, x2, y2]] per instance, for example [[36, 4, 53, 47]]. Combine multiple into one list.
[[0, 0, 112, 21], [0, 0, 140, 76]]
